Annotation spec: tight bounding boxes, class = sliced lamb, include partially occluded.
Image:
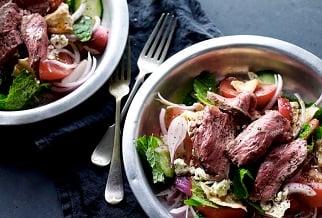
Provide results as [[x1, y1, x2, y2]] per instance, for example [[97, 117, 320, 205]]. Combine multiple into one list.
[[207, 91, 258, 123], [190, 106, 236, 179], [20, 13, 49, 70], [0, 29, 23, 65], [0, 2, 22, 33], [250, 138, 308, 202], [225, 110, 293, 166], [15, 0, 49, 16]]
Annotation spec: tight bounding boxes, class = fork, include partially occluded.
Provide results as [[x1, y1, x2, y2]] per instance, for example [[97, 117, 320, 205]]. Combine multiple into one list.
[[91, 13, 177, 167], [104, 40, 131, 204]]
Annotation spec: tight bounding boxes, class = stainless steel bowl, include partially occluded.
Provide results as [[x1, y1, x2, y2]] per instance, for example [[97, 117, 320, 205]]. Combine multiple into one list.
[[123, 35, 322, 217], [0, 0, 129, 125]]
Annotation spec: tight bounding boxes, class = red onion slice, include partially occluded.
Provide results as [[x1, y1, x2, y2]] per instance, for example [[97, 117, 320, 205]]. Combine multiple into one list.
[[167, 115, 188, 164], [159, 108, 168, 135], [263, 74, 283, 110], [71, 2, 86, 22], [284, 182, 316, 196]]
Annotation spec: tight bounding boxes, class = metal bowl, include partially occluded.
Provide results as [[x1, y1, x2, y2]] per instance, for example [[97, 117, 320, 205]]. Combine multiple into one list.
[[0, 0, 129, 125], [123, 35, 322, 217]]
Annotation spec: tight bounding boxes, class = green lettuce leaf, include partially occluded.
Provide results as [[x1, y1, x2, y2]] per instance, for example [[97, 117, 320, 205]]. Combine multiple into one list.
[[184, 180, 217, 208], [0, 70, 50, 110], [193, 71, 216, 105], [135, 135, 174, 183]]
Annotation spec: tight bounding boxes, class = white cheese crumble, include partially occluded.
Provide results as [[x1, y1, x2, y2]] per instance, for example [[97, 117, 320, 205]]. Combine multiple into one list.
[[261, 189, 290, 218], [50, 34, 69, 49], [209, 179, 232, 197], [174, 158, 190, 176], [193, 167, 210, 181]]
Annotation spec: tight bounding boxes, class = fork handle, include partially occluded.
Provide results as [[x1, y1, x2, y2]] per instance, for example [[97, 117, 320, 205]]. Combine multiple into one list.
[[120, 73, 146, 119], [91, 73, 146, 167], [105, 97, 124, 204]]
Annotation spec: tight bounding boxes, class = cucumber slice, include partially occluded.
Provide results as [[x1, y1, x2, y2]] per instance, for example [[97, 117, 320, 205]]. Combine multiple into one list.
[[74, 0, 103, 18], [256, 70, 276, 84]]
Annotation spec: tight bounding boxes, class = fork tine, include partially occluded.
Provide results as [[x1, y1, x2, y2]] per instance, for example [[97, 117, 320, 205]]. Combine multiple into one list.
[[140, 13, 167, 57], [154, 15, 177, 62], [146, 13, 171, 58]]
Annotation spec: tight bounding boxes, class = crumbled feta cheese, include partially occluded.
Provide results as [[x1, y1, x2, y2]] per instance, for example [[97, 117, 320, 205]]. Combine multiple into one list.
[[174, 158, 190, 176], [210, 179, 232, 197], [50, 34, 69, 49], [193, 167, 210, 181], [261, 189, 290, 218]]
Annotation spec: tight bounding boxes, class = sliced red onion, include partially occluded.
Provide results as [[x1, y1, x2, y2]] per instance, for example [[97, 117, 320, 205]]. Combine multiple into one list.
[[293, 92, 307, 137], [263, 74, 283, 110], [157, 92, 203, 111], [92, 16, 101, 32], [167, 115, 188, 164], [159, 108, 168, 135], [284, 182, 316, 196], [71, 2, 86, 22], [61, 59, 88, 83], [169, 205, 189, 218], [51, 85, 76, 93], [175, 176, 191, 196], [307, 182, 322, 190], [53, 55, 96, 88]]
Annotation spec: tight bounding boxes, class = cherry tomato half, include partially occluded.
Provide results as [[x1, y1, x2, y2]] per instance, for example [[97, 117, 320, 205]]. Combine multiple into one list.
[[39, 53, 74, 81], [195, 206, 246, 218], [219, 77, 277, 110]]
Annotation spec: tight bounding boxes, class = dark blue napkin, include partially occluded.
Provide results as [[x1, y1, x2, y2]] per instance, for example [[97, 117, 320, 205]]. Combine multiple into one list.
[[26, 0, 223, 217]]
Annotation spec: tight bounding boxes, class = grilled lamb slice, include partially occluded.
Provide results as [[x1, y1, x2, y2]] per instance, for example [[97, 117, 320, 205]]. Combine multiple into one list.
[[226, 110, 293, 166], [0, 2, 22, 33], [0, 29, 23, 65], [20, 13, 49, 70], [207, 91, 257, 121], [250, 138, 308, 202], [15, 0, 49, 16], [190, 106, 236, 179]]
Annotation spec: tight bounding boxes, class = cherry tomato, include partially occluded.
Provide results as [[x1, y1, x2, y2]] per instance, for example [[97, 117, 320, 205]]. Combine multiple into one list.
[[219, 77, 277, 109], [39, 53, 74, 81], [195, 206, 246, 218], [277, 97, 293, 121], [48, 0, 64, 12], [296, 168, 322, 208], [84, 26, 108, 54], [164, 106, 185, 128]]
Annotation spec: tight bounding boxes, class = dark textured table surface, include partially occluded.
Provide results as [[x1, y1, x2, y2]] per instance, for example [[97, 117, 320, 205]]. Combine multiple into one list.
[[0, 1, 321, 217]]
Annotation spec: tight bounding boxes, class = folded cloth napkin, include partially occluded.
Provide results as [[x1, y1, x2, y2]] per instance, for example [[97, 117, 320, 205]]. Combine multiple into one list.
[[24, 0, 223, 217]]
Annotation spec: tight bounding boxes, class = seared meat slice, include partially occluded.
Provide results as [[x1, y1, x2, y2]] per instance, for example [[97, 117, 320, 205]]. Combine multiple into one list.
[[226, 110, 293, 166], [0, 2, 22, 33], [190, 106, 236, 179], [15, 0, 49, 16], [0, 29, 23, 65], [20, 13, 49, 70], [250, 138, 308, 202], [207, 91, 258, 122]]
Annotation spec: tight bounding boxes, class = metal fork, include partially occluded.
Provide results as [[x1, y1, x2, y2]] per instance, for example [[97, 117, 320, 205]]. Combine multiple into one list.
[[91, 13, 177, 167], [104, 40, 131, 204]]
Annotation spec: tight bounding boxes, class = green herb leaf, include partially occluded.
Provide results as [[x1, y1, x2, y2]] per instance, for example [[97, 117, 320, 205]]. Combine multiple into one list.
[[0, 70, 50, 110], [232, 168, 254, 199], [193, 71, 216, 105], [135, 135, 173, 183], [73, 16, 94, 42], [184, 180, 217, 208]]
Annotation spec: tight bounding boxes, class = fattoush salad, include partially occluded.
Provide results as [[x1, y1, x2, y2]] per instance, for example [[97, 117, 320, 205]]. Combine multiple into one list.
[[136, 70, 322, 217], [0, 0, 106, 110]]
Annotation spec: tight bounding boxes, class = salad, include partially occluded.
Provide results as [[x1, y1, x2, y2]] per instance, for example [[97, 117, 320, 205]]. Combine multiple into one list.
[[0, 0, 107, 110], [136, 70, 322, 218]]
